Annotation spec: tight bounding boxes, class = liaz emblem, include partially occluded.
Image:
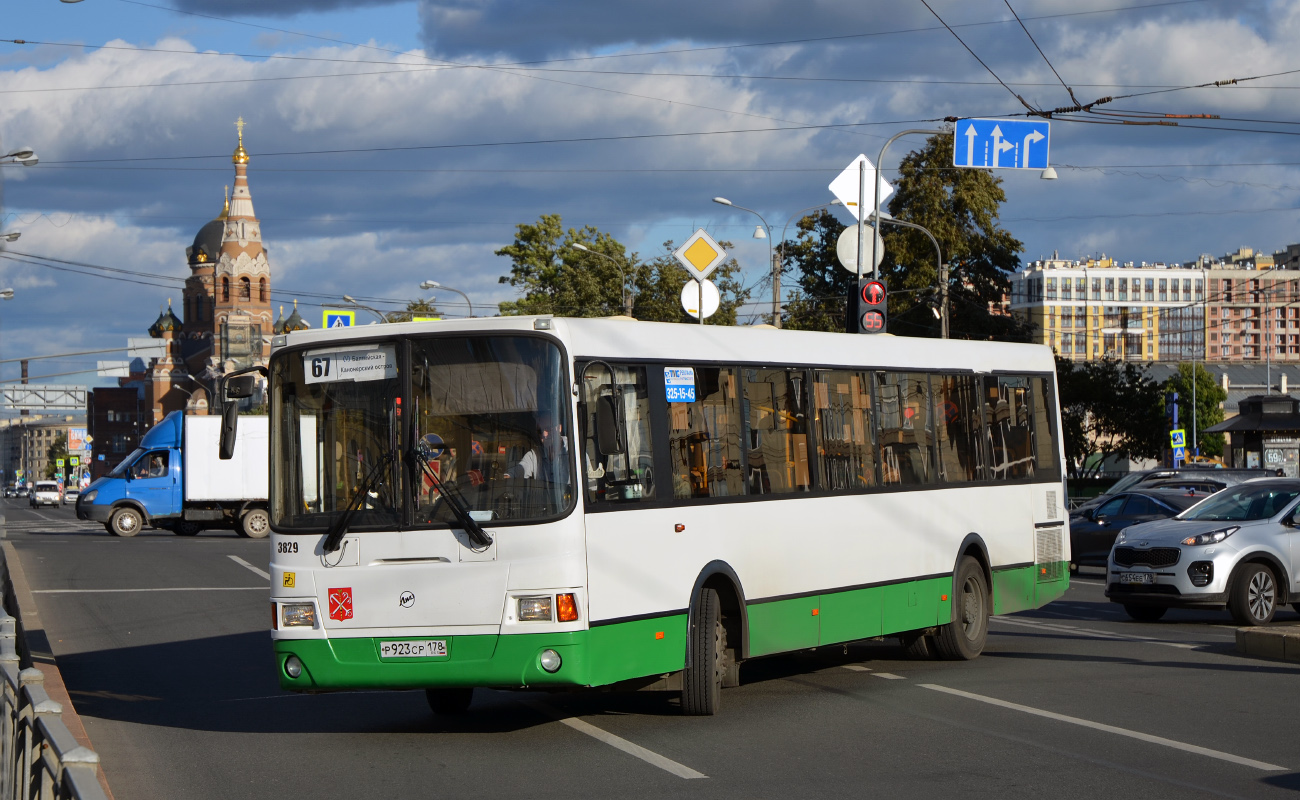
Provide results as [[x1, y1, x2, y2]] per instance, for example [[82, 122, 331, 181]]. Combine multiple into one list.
[[328, 587, 353, 621]]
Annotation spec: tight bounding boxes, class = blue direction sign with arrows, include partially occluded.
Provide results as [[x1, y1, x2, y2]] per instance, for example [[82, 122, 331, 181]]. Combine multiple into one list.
[[954, 118, 1050, 170]]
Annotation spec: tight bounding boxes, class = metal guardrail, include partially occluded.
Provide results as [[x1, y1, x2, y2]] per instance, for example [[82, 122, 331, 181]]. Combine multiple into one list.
[[0, 614, 106, 800]]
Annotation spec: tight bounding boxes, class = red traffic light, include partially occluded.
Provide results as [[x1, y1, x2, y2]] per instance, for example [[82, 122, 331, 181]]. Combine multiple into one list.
[[860, 280, 886, 306]]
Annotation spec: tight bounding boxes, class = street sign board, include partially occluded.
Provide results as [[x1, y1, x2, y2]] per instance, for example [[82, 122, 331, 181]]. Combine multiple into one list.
[[2, 385, 88, 411], [323, 310, 355, 329], [56, 459, 65, 468], [1170, 429, 1186, 448], [69, 456, 80, 467], [680, 279, 720, 320], [1172, 445, 1187, 466], [673, 229, 728, 282], [835, 225, 885, 274], [829, 154, 893, 221], [953, 119, 1050, 170]]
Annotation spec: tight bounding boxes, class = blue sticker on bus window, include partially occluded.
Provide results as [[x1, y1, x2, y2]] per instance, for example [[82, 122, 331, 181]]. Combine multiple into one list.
[[664, 367, 696, 403]]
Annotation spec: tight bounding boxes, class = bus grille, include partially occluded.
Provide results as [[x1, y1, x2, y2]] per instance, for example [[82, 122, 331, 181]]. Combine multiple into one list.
[[1035, 526, 1064, 582], [1113, 547, 1181, 568]]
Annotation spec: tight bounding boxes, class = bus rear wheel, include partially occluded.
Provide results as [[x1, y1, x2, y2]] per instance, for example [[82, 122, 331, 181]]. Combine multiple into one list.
[[681, 587, 723, 716], [426, 687, 473, 715], [934, 556, 989, 661]]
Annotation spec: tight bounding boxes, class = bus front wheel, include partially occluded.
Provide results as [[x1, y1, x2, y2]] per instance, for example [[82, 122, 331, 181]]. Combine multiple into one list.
[[934, 556, 989, 660], [426, 687, 473, 715], [681, 587, 723, 716]]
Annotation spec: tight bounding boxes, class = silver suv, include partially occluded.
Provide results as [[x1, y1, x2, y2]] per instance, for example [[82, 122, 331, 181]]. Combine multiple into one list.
[[1106, 479, 1300, 625]]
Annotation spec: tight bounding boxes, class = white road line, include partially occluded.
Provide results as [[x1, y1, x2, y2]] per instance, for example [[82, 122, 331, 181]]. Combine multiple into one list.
[[228, 555, 270, 580], [1070, 579, 1106, 586], [842, 665, 872, 672], [920, 683, 1285, 771], [33, 587, 267, 594], [871, 673, 906, 680], [522, 699, 707, 779], [992, 616, 1198, 649]]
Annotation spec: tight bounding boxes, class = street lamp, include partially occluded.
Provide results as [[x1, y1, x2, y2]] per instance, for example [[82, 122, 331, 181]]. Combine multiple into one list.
[[712, 197, 778, 327], [419, 280, 474, 318], [1, 149, 38, 167], [337, 295, 389, 323], [570, 244, 633, 317], [0, 289, 13, 301], [869, 210, 949, 339], [1, 233, 18, 243]]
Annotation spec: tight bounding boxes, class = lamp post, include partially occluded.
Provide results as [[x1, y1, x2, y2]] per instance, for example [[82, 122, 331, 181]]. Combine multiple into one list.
[[0, 149, 39, 167], [570, 245, 633, 317], [336, 296, 389, 323], [419, 280, 473, 318], [712, 197, 778, 327], [870, 210, 948, 339]]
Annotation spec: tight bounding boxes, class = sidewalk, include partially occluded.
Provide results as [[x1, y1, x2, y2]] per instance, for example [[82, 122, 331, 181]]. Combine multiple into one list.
[[1235, 623, 1300, 663]]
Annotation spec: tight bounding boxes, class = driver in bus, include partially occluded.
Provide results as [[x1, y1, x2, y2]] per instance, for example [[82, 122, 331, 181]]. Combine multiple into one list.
[[506, 411, 569, 489]]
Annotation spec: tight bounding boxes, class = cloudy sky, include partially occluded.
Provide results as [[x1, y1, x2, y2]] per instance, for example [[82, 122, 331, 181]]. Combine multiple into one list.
[[2, 0, 1298, 396]]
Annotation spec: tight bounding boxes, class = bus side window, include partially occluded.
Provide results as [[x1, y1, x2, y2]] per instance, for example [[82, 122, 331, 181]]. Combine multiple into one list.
[[1030, 376, 1060, 477], [934, 374, 988, 483], [742, 368, 811, 494], [812, 370, 876, 491], [876, 372, 936, 485], [987, 376, 1034, 481], [581, 363, 655, 504], [667, 367, 744, 499]]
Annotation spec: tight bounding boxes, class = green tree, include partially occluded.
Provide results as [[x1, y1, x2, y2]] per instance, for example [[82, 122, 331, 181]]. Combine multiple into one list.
[[386, 298, 441, 323], [496, 215, 750, 323], [1056, 357, 1166, 477], [781, 209, 853, 332], [1164, 363, 1227, 457], [43, 432, 68, 480]]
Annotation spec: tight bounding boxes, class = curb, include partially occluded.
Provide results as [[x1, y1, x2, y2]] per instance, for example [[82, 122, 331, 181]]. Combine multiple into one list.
[[2, 541, 116, 800], [1234, 623, 1300, 663]]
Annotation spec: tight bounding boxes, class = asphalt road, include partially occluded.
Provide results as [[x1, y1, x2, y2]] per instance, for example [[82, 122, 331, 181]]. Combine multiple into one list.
[[4, 497, 1300, 799]]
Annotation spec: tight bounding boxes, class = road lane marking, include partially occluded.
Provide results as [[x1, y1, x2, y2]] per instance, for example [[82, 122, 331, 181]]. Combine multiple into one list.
[[842, 665, 872, 672], [33, 587, 267, 593], [992, 616, 1201, 648], [919, 683, 1285, 771], [1070, 579, 1106, 586], [871, 672, 905, 680], [228, 555, 270, 580], [522, 699, 707, 779]]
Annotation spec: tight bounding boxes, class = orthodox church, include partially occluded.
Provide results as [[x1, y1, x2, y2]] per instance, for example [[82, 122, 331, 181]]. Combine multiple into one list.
[[135, 119, 308, 424]]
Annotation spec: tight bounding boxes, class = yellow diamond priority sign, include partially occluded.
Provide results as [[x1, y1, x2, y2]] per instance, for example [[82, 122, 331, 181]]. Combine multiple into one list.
[[673, 229, 728, 282]]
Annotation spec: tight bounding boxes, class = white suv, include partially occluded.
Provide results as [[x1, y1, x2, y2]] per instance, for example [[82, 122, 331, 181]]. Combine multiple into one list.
[[29, 482, 61, 508]]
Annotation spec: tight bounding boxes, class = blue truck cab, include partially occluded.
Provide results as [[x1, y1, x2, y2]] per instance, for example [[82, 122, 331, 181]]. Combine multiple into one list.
[[77, 411, 269, 538]]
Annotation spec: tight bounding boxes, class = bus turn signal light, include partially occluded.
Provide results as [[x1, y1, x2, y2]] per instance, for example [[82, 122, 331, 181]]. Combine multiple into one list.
[[674, 524, 686, 532], [556, 593, 578, 622], [941, 594, 948, 602]]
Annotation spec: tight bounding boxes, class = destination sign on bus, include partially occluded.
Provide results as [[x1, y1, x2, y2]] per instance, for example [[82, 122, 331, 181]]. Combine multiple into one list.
[[664, 367, 696, 402], [303, 346, 398, 385]]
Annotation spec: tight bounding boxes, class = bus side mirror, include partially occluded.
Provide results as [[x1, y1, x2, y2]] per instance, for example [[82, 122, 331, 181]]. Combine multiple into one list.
[[595, 395, 625, 456], [219, 369, 266, 460]]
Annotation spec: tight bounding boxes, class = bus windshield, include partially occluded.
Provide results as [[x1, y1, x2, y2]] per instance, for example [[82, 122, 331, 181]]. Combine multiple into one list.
[[271, 334, 572, 531]]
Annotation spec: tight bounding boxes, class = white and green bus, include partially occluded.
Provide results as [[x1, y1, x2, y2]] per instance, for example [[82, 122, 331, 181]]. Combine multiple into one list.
[[223, 316, 1068, 715]]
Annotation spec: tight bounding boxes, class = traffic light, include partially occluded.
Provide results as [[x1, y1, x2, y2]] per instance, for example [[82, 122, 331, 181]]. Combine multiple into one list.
[[846, 278, 888, 334]]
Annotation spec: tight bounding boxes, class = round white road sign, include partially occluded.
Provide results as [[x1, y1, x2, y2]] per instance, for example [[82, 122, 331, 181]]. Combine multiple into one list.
[[681, 279, 721, 319], [836, 225, 885, 274]]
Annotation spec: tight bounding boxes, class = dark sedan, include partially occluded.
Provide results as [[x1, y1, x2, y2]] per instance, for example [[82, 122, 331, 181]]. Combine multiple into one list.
[[1070, 489, 1207, 572]]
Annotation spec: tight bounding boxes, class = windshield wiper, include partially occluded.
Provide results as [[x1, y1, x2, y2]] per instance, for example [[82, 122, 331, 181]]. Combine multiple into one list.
[[322, 452, 394, 554], [410, 440, 493, 548]]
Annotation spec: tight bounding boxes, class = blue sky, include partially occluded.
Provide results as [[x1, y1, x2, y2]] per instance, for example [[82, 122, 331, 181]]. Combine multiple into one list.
[[1, 0, 1298, 396]]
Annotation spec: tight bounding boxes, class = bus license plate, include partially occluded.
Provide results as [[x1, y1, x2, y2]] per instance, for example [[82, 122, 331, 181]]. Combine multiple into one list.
[[1119, 572, 1154, 585], [379, 640, 447, 658]]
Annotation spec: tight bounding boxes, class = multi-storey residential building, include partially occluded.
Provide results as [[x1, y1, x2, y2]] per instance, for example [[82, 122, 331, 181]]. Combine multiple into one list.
[[1009, 254, 1206, 361], [0, 415, 88, 486], [1012, 245, 1300, 363]]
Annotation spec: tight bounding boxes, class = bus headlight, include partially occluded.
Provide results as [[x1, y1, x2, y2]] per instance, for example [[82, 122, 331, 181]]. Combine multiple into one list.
[[518, 596, 553, 621], [81, 490, 96, 503], [281, 603, 317, 628], [539, 649, 562, 673]]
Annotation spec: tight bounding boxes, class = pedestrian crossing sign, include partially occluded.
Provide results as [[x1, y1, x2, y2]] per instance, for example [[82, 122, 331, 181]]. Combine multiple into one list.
[[323, 310, 355, 329], [1170, 429, 1185, 448]]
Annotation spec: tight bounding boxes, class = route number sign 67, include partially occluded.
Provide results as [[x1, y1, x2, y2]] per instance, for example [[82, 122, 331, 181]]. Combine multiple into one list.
[[310, 357, 332, 379]]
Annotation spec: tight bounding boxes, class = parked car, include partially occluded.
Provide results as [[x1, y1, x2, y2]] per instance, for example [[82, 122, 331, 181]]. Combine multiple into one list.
[[1072, 468, 1270, 517], [1141, 478, 1228, 494], [29, 481, 60, 508], [1105, 478, 1300, 624], [1071, 489, 1206, 572], [62, 489, 79, 506]]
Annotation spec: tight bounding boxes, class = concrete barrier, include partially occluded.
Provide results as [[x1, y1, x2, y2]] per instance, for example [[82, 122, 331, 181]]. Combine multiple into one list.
[[1235, 624, 1300, 663]]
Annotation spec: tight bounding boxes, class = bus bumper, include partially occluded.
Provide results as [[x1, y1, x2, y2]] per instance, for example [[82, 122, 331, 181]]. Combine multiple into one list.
[[274, 632, 592, 691]]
